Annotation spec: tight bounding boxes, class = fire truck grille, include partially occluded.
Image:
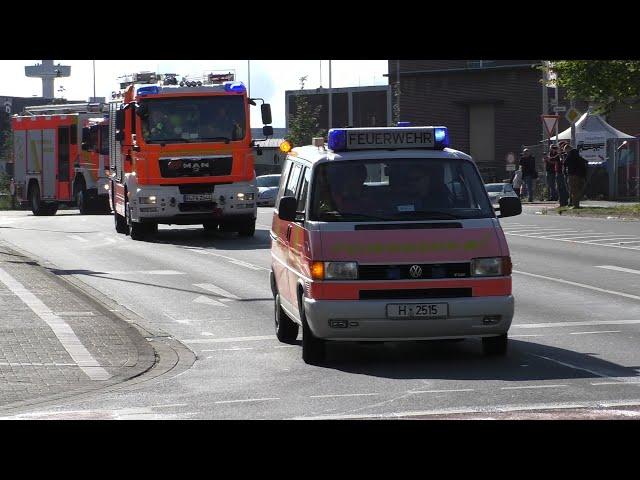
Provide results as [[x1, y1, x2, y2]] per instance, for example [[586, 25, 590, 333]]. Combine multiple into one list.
[[160, 156, 233, 178]]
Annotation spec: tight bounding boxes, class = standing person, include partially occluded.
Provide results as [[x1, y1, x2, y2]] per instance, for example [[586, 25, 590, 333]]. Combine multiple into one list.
[[544, 146, 559, 201], [519, 149, 537, 202], [556, 142, 570, 207], [512, 166, 524, 199], [565, 146, 588, 208]]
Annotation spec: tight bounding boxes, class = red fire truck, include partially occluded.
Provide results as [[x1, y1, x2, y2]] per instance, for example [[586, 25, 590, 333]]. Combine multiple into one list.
[[11, 102, 111, 215], [109, 71, 272, 240]]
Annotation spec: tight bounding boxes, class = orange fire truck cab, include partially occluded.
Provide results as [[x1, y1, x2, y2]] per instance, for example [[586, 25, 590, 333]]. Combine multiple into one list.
[[108, 71, 273, 240]]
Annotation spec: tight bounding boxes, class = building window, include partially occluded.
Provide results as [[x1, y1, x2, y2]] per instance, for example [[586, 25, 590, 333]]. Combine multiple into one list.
[[467, 60, 496, 69]]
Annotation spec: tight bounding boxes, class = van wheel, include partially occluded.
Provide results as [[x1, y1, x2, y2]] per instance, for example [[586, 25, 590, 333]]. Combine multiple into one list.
[[274, 293, 299, 343], [482, 334, 508, 356], [301, 306, 325, 365], [203, 221, 218, 232], [45, 202, 59, 216]]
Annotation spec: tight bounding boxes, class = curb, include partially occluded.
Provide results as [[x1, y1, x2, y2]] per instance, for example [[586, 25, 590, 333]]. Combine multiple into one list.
[[0, 239, 196, 415]]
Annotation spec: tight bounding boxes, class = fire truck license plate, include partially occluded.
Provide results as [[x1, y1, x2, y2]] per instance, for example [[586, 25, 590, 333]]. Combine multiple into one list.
[[184, 193, 213, 202], [386, 303, 448, 319]]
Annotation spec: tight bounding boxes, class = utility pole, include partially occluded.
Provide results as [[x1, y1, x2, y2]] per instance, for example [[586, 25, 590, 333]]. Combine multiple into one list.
[[319, 60, 322, 88], [93, 60, 96, 99], [570, 98, 576, 148], [328, 60, 333, 130], [542, 61, 549, 148], [396, 59, 401, 123], [247, 60, 251, 97]]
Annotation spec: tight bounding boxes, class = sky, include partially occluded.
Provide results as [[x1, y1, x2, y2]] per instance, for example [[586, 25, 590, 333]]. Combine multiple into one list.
[[0, 60, 389, 128]]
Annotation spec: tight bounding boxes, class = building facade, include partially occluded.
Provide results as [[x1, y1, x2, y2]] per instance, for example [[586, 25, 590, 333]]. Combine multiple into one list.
[[285, 85, 392, 132]]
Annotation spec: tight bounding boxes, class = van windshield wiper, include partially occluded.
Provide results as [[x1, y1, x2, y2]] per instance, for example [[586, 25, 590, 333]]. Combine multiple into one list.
[[395, 210, 462, 219], [319, 211, 394, 221]]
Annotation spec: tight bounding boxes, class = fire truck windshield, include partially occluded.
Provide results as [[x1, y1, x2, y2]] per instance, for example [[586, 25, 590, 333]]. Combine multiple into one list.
[[139, 96, 246, 144]]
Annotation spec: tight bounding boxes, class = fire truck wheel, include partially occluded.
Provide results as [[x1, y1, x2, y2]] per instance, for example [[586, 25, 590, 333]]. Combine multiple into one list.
[[274, 293, 299, 343], [77, 190, 89, 215], [115, 212, 128, 234], [29, 183, 46, 216], [203, 221, 219, 232], [129, 221, 146, 241], [237, 219, 256, 237]]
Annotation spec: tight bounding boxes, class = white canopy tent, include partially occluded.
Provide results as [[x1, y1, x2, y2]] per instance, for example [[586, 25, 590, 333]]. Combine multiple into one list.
[[550, 111, 635, 142]]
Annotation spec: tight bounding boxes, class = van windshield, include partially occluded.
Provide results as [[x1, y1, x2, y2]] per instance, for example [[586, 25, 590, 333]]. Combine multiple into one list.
[[309, 158, 494, 221]]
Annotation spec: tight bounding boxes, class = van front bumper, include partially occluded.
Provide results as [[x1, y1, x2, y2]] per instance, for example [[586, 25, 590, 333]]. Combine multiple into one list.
[[303, 295, 513, 341]]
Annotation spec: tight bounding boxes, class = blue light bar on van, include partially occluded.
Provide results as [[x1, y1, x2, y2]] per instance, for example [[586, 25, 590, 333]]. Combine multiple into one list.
[[224, 81, 246, 93], [327, 127, 448, 151], [136, 86, 160, 96], [434, 127, 449, 149], [397, 121, 411, 127]]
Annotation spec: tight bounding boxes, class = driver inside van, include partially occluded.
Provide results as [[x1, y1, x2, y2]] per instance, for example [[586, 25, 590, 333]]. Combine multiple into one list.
[[318, 163, 371, 215], [390, 164, 451, 211]]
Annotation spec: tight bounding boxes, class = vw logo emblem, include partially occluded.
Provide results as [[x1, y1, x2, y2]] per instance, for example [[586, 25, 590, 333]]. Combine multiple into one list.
[[409, 265, 423, 278], [192, 162, 200, 173]]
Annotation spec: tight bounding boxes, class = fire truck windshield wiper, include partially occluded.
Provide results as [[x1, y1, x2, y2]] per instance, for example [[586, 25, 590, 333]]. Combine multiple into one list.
[[199, 136, 232, 144]]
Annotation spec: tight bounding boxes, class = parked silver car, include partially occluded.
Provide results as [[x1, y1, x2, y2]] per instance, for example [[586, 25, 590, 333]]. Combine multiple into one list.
[[485, 182, 518, 205], [256, 174, 281, 207]]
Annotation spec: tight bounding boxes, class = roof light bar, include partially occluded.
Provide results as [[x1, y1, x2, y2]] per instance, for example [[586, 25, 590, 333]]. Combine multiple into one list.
[[327, 126, 449, 151]]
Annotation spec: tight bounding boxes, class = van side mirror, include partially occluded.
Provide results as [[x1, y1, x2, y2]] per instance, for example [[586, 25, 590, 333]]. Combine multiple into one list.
[[278, 196, 297, 222], [261, 104, 272, 125], [263, 125, 273, 137], [497, 196, 522, 218]]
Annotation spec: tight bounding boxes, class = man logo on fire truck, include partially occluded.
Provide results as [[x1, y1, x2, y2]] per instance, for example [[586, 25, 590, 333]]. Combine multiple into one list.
[[108, 71, 273, 241]]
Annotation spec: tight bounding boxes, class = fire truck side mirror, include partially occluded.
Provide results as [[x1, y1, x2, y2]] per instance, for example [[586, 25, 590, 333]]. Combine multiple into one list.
[[261, 104, 272, 125], [81, 127, 90, 151], [115, 130, 124, 142], [262, 125, 274, 137]]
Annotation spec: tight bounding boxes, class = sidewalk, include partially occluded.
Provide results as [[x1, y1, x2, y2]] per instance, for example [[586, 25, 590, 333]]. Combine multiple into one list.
[[0, 240, 156, 412]]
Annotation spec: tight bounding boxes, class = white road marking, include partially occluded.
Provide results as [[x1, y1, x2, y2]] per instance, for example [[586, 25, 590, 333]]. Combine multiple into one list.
[[591, 382, 638, 386], [54, 311, 95, 317], [513, 270, 640, 302], [104, 270, 185, 275], [584, 237, 640, 243], [0, 267, 110, 381], [569, 330, 621, 335], [194, 283, 241, 300], [529, 354, 611, 380], [184, 335, 276, 344], [409, 389, 475, 394], [596, 265, 640, 276], [510, 334, 546, 337], [507, 233, 640, 252], [193, 295, 228, 307], [310, 393, 380, 399], [293, 401, 636, 420], [500, 384, 567, 390], [513, 319, 640, 329], [214, 397, 279, 405], [190, 248, 269, 271], [67, 235, 88, 243], [0, 362, 76, 366]]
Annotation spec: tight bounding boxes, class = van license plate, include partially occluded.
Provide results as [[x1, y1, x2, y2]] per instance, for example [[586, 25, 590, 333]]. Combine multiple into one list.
[[184, 193, 213, 202], [386, 303, 448, 319]]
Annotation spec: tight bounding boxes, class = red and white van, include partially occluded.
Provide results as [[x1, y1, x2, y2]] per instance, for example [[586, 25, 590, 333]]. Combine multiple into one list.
[[270, 126, 522, 364]]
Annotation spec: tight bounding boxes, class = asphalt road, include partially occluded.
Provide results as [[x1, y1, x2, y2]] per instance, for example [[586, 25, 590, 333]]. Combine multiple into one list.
[[1, 207, 640, 419]]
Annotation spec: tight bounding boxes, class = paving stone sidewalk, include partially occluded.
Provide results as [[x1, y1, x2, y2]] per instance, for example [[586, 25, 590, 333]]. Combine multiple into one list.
[[0, 241, 156, 412]]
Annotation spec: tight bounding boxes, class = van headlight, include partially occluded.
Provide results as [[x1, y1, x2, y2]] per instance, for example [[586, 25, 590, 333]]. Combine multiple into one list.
[[471, 257, 511, 276], [138, 196, 157, 205], [311, 261, 358, 280]]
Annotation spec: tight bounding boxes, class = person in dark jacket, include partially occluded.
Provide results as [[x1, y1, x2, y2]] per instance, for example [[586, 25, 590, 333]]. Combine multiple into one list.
[[519, 149, 537, 202], [556, 142, 570, 206], [565, 147, 588, 208], [544, 145, 560, 201]]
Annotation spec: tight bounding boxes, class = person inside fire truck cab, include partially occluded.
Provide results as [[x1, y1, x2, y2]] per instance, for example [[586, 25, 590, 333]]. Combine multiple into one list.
[[143, 110, 170, 140], [203, 106, 242, 140]]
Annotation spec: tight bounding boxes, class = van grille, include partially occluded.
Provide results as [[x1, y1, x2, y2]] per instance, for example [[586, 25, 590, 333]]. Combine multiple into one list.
[[359, 288, 472, 300], [358, 263, 470, 281]]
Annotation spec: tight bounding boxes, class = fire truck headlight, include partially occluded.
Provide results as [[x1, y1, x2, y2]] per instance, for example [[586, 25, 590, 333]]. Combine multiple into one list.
[[236, 193, 254, 201], [103, 184, 110, 191], [139, 196, 157, 205]]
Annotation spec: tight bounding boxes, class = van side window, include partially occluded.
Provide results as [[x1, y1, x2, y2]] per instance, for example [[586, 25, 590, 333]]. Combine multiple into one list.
[[275, 159, 293, 205], [285, 163, 303, 198], [297, 167, 310, 212]]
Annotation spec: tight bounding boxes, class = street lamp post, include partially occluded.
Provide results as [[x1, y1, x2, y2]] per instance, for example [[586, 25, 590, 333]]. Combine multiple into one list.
[[328, 60, 333, 130]]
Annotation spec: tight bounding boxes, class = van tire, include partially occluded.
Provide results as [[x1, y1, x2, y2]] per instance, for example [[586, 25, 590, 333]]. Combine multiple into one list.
[[274, 293, 298, 343], [301, 306, 325, 365], [45, 203, 59, 215], [482, 334, 508, 356]]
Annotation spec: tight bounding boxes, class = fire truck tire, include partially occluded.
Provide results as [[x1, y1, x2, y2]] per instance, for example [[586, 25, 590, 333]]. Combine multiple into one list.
[[77, 190, 89, 215], [129, 221, 146, 241], [29, 183, 47, 216], [100, 197, 112, 214], [115, 212, 128, 234], [237, 219, 256, 237]]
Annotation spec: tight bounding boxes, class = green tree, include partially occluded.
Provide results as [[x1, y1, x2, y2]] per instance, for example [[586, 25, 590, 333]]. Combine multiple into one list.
[[546, 60, 640, 114], [286, 76, 324, 147]]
